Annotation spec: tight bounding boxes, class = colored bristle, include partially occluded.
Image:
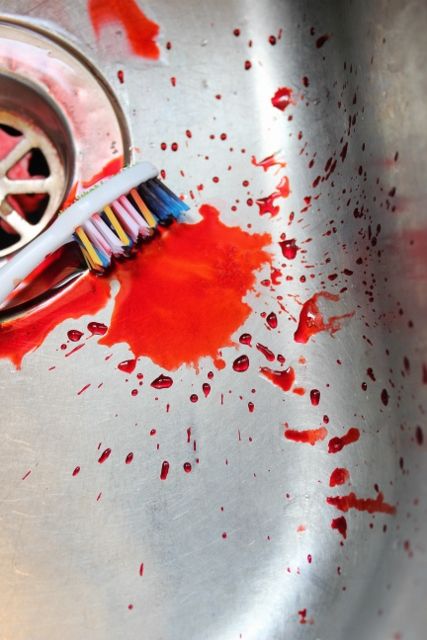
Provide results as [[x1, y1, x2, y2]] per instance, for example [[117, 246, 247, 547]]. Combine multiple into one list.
[[74, 175, 186, 273]]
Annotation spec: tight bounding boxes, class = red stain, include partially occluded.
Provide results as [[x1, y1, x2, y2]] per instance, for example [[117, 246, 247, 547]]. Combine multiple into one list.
[[316, 34, 331, 48], [275, 175, 291, 198], [82, 156, 124, 190], [329, 467, 350, 487], [256, 343, 275, 362], [117, 359, 137, 373], [98, 448, 111, 464], [279, 238, 299, 259], [251, 153, 286, 172], [327, 492, 396, 515], [271, 87, 294, 111], [100, 205, 271, 369], [88, 0, 160, 59], [160, 460, 170, 480], [284, 426, 328, 445], [294, 292, 354, 344], [260, 366, 295, 391], [328, 427, 360, 453], [256, 193, 280, 217], [331, 516, 347, 539]]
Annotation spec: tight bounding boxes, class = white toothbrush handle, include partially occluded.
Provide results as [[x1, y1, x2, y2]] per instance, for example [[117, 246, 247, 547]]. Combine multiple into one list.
[[0, 161, 158, 306]]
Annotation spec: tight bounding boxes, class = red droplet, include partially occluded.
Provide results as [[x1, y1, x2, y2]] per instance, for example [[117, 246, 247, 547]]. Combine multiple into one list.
[[416, 426, 424, 446], [256, 343, 275, 362], [72, 466, 80, 476], [151, 374, 173, 389], [98, 448, 112, 464], [171, 142, 178, 152], [87, 321, 108, 336], [244, 60, 252, 70], [329, 467, 350, 487], [117, 358, 137, 373], [117, 69, 124, 83], [139, 562, 144, 576], [202, 383, 211, 397], [284, 426, 328, 445], [381, 388, 389, 406], [190, 394, 198, 403], [271, 86, 294, 111], [294, 292, 353, 344], [331, 516, 347, 539], [67, 329, 83, 342], [170, 76, 176, 87], [260, 366, 295, 391], [183, 462, 192, 473], [327, 492, 396, 515], [239, 333, 252, 346], [316, 34, 330, 48], [328, 427, 360, 453], [160, 460, 170, 480], [233, 355, 249, 372], [308, 390, 320, 407], [125, 452, 134, 464], [279, 238, 299, 259], [251, 153, 286, 173], [233, 28, 240, 36], [248, 401, 254, 413], [275, 175, 291, 198], [266, 312, 277, 328]]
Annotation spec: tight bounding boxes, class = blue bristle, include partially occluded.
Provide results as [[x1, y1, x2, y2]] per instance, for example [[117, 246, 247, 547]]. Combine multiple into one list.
[[139, 179, 188, 222], [152, 178, 190, 213]]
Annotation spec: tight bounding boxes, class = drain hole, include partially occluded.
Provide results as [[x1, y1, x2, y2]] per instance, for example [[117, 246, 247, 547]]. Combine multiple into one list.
[[0, 123, 22, 137], [7, 193, 50, 225], [28, 148, 50, 177], [0, 226, 19, 250]]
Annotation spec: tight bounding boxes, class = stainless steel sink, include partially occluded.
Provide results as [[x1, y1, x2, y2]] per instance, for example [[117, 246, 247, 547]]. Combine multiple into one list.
[[0, 1, 426, 639]]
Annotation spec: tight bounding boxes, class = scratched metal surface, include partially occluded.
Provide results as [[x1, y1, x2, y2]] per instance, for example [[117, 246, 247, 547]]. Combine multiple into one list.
[[0, 1, 426, 639]]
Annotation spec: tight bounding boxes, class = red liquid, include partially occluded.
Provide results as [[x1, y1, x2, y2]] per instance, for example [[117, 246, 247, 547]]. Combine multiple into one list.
[[251, 153, 286, 172], [98, 448, 111, 464], [310, 389, 320, 406], [260, 366, 295, 391], [183, 462, 192, 473], [327, 492, 396, 515], [271, 86, 294, 111], [151, 374, 173, 389], [256, 193, 280, 217], [266, 312, 277, 328], [294, 292, 354, 344], [118, 359, 137, 374], [256, 343, 275, 362], [328, 427, 360, 453], [125, 452, 134, 464], [279, 238, 299, 259], [331, 516, 347, 539], [88, 322, 108, 336], [316, 34, 330, 48], [202, 383, 211, 397], [329, 467, 350, 487], [239, 333, 252, 346], [160, 460, 170, 480], [284, 426, 328, 445], [275, 175, 291, 198], [233, 355, 249, 372], [88, 0, 160, 59], [68, 329, 83, 342]]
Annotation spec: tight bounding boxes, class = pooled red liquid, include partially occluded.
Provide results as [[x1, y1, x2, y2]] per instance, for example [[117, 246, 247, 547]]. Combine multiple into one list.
[[329, 467, 350, 487], [327, 492, 396, 515], [271, 87, 294, 111], [260, 366, 295, 391], [284, 426, 328, 445], [331, 516, 347, 539], [294, 292, 354, 344], [88, 0, 160, 59], [233, 354, 250, 372], [328, 427, 360, 453]]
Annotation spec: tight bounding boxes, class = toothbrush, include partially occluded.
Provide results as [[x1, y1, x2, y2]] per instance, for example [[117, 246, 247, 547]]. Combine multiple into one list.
[[0, 161, 189, 307]]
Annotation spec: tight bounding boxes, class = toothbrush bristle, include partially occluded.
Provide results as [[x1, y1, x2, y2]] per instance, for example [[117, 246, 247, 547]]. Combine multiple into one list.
[[73, 177, 187, 272]]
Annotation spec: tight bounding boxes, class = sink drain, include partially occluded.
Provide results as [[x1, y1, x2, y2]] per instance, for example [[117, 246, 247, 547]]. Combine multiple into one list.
[[0, 16, 131, 258]]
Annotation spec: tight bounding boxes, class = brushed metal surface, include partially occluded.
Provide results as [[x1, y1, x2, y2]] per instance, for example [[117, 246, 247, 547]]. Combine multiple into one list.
[[0, 1, 426, 639]]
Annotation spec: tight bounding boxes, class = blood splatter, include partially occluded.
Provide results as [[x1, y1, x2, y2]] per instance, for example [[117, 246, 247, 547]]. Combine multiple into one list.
[[284, 426, 328, 445], [310, 389, 320, 406], [279, 238, 299, 259], [160, 461, 170, 480], [256, 193, 280, 217], [88, 322, 108, 336], [233, 355, 250, 372], [294, 292, 354, 344], [151, 374, 173, 389], [260, 366, 295, 391], [316, 34, 331, 48], [251, 153, 286, 172], [328, 427, 360, 453], [88, 0, 160, 59], [329, 468, 350, 487], [331, 516, 347, 539], [98, 448, 111, 464], [239, 333, 252, 346], [266, 312, 277, 328], [256, 343, 275, 362], [275, 175, 291, 198], [327, 492, 396, 515], [117, 359, 137, 374], [271, 87, 294, 111], [68, 329, 83, 342]]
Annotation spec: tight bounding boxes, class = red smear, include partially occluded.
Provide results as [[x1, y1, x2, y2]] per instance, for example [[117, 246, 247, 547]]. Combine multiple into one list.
[[256, 343, 275, 362], [271, 87, 294, 111], [256, 193, 280, 217], [329, 467, 350, 487], [260, 366, 295, 391], [328, 427, 360, 453], [139, 563, 144, 576], [294, 292, 354, 344], [275, 175, 291, 198], [100, 205, 271, 369], [98, 448, 111, 464], [0, 275, 111, 368], [251, 153, 286, 173], [88, 0, 160, 59], [331, 516, 347, 539], [327, 492, 396, 515], [77, 383, 91, 396], [316, 34, 331, 48], [284, 426, 328, 445], [279, 238, 299, 259], [160, 460, 170, 480], [82, 156, 124, 190], [117, 359, 137, 374]]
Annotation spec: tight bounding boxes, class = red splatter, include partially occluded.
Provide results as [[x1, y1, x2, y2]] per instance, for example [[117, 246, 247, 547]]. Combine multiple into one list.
[[100, 205, 271, 369], [183, 462, 192, 473], [88, 321, 108, 336], [328, 427, 360, 453], [77, 383, 91, 396], [160, 460, 170, 480], [98, 448, 111, 464], [416, 426, 424, 445], [271, 87, 294, 111], [284, 426, 328, 445], [117, 359, 137, 374], [67, 329, 83, 342], [202, 383, 211, 397], [256, 343, 275, 362], [239, 333, 252, 346], [310, 389, 320, 406], [117, 69, 124, 84], [260, 366, 295, 391], [88, 0, 160, 59], [233, 354, 250, 372], [327, 492, 396, 515], [72, 466, 80, 476], [279, 238, 299, 259], [294, 292, 354, 343], [329, 467, 350, 487], [256, 193, 280, 217], [125, 452, 134, 464], [331, 516, 347, 539], [139, 563, 144, 576], [81, 156, 124, 191], [151, 374, 173, 389], [275, 175, 291, 198], [251, 153, 286, 172], [381, 388, 389, 406], [266, 312, 277, 328], [316, 34, 331, 48]]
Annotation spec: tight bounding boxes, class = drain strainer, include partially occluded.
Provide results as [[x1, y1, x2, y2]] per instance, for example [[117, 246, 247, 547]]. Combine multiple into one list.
[[0, 16, 131, 259]]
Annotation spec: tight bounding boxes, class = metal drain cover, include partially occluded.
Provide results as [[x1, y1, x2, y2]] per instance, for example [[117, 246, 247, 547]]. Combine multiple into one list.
[[0, 17, 130, 258]]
